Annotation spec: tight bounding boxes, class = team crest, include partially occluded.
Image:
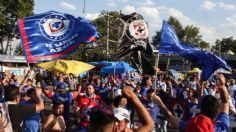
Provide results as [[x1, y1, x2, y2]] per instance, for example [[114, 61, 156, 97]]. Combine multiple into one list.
[[129, 19, 148, 39], [39, 13, 74, 41]]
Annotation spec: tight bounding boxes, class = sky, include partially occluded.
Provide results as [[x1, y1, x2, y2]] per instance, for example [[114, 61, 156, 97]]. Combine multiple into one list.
[[34, 0, 236, 45]]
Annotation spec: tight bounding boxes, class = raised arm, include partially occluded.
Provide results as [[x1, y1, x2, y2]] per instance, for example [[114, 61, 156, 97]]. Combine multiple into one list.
[[35, 86, 44, 112], [123, 87, 154, 132], [71, 85, 82, 99], [150, 92, 180, 128], [218, 74, 229, 114], [19, 70, 31, 92]]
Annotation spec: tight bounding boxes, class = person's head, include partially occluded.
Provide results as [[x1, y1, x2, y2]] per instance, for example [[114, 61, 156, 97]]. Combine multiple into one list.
[[230, 79, 235, 85], [27, 88, 37, 102], [26, 78, 33, 87], [147, 88, 155, 99], [11, 75, 17, 81], [52, 99, 64, 116], [89, 103, 116, 132], [113, 107, 130, 132], [100, 80, 106, 88], [69, 73, 74, 78], [94, 78, 101, 85], [141, 75, 152, 87], [4, 85, 20, 103], [201, 95, 219, 120], [134, 84, 141, 94], [9, 78, 15, 85], [187, 88, 194, 99], [86, 83, 95, 95], [113, 95, 128, 108]]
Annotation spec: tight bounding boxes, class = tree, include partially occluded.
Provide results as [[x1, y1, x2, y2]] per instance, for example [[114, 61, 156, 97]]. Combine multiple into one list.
[[0, 0, 34, 54], [14, 43, 24, 55], [213, 37, 236, 55], [151, 16, 209, 49], [77, 11, 121, 61]]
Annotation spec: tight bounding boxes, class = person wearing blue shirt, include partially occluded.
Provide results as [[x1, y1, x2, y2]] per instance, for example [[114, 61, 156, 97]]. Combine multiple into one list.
[[140, 75, 152, 101], [20, 88, 41, 132]]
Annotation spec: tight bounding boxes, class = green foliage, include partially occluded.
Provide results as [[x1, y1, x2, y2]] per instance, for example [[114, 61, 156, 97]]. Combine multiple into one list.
[[76, 11, 121, 61], [0, 0, 34, 54], [213, 37, 236, 54], [151, 16, 209, 49], [14, 43, 24, 55]]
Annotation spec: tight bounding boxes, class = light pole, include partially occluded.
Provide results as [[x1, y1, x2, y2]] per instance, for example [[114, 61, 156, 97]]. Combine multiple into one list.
[[106, 11, 110, 61]]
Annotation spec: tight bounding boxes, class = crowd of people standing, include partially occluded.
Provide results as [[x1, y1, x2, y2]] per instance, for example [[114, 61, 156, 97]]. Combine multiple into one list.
[[0, 68, 234, 132]]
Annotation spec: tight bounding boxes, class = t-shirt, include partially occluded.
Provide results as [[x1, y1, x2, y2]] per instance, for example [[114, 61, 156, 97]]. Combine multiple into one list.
[[228, 85, 236, 97], [21, 86, 35, 96], [8, 103, 36, 132], [142, 99, 158, 122], [176, 86, 185, 100], [54, 81, 67, 90], [141, 87, 149, 97], [179, 112, 229, 132], [76, 94, 102, 127], [20, 101, 41, 132]]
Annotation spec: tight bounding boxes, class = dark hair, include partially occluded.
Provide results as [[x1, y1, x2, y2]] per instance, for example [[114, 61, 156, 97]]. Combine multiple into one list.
[[27, 78, 32, 82], [26, 88, 36, 96], [86, 83, 94, 88], [52, 99, 64, 109], [113, 95, 127, 108], [201, 95, 219, 120], [141, 75, 150, 87], [4, 85, 20, 101], [88, 103, 115, 132], [147, 88, 155, 95]]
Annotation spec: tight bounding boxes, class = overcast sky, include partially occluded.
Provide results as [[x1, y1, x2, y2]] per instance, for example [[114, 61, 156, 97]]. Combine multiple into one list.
[[34, 0, 236, 45]]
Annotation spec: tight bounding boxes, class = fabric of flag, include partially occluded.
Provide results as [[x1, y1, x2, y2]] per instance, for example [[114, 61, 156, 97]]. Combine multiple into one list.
[[163, 97, 189, 121], [159, 20, 231, 80], [118, 12, 155, 75], [18, 11, 100, 63]]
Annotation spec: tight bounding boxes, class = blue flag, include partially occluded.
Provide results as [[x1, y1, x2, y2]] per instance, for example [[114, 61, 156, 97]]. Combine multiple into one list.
[[18, 11, 100, 63], [159, 20, 231, 80]]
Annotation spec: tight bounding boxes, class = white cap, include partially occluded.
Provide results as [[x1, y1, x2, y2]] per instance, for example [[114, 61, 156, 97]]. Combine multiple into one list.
[[113, 107, 130, 122]]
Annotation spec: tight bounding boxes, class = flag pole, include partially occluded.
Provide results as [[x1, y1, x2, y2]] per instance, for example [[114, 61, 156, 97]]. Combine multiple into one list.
[[166, 56, 170, 70], [154, 52, 160, 93]]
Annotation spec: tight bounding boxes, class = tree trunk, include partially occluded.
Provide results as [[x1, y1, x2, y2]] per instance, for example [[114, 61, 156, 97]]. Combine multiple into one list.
[[0, 41, 3, 54], [4, 36, 10, 54]]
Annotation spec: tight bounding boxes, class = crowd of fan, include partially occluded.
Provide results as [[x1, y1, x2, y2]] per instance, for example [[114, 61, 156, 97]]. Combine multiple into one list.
[[0, 68, 233, 132]]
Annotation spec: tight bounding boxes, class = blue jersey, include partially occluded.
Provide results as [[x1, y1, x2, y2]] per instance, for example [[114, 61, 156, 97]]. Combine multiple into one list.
[[20, 101, 41, 132]]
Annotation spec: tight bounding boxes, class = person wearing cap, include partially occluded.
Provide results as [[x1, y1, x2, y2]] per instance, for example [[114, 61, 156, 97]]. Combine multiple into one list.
[[113, 107, 132, 132], [149, 74, 229, 132], [88, 86, 154, 132]]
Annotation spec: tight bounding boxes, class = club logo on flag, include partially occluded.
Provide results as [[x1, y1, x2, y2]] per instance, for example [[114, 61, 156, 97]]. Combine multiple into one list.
[[39, 14, 74, 41], [129, 19, 148, 39], [18, 11, 100, 63], [173, 104, 184, 119]]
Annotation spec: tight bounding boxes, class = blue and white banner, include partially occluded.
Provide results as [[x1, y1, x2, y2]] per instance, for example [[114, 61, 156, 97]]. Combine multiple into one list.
[[18, 11, 100, 63]]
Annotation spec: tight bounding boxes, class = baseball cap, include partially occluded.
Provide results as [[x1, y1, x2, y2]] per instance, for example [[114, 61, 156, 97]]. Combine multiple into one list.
[[113, 107, 130, 122], [185, 115, 214, 132]]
